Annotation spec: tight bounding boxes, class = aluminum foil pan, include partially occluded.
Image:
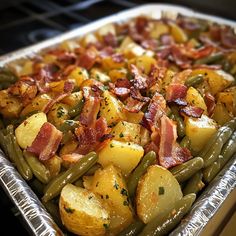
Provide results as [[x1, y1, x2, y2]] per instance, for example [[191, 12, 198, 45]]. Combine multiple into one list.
[[0, 4, 235, 236]]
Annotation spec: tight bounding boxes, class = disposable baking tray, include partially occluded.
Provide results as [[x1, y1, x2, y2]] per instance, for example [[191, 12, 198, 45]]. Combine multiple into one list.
[[0, 4, 235, 236]]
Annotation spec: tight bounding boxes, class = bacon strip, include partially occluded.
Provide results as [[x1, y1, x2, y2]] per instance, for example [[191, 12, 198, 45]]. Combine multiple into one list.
[[204, 92, 216, 116], [79, 87, 101, 127], [180, 105, 204, 118], [141, 93, 166, 131], [75, 117, 111, 155], [27, 122, 62, 161], [124, 88, 150, 113], [77, 47, 98, 70], [130, 64, 148, 90], [166, 84, 187, 103], [158, 115, 191, 168]]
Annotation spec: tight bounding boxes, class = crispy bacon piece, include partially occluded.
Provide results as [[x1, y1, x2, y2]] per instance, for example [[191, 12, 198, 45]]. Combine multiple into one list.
[[141, 93, 166, 131], [111, 53, 124, 63], [180, 105, 204, 118], [166, 84, 187, 103], [171, 45, 192, 69], [135, 16, 148, 34], [79, 87, 101, 127], [141, 39, 159, 50], [177, 18, 201, 31], [221, 27, 236, 48], [27, 122, 62, 161], [188, 45, 214, 59], [124, 88, 150, 113], [157, 45, 172, 59], [75, 117, 111, 155], [160, 34, 174, 45], [103, 33, 118, 47], [130, 64, 148, 90], [147, 64, 166, 89], [77, 46, 98, 70], [158, 115, 191, 169], [144, 141, 159, 158], [204, 92, 216, 116], [99, 46, 115, 58]]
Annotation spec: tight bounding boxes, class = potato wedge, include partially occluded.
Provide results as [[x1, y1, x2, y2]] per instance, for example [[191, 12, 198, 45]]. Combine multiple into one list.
[[91, 165, 133, 234], [186, 87, 207, 114], [185, 114, 217, 152], [15, 112, 47, 149], [136, 165, 182, 224], [111, 121, 141, 144], [98, 140, 144, 176], [59, 184, 110, 236], [100, 90, 126, 126], [67, 67, 89, 87]]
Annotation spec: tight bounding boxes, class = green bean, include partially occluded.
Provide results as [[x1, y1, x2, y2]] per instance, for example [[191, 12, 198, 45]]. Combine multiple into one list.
[[42, 152, 98, 202], [184, 75, 204, 88], [170, 157, 204, 183], [203, 126, 232, 168], [118, 219, 145, 236], [68, 99, 84, 119], [128, 151, 156, 199], [59, 120, 79, 144], [194, 52, 224, 65], [199, 118, 236, 157], [183, 171, 205, 195], [6, 125, 33, 180], [23, 151, 51, 184], [139, 193, 196, 236], [0, 118, 4, 129], [180, 136, 191, 148], [219, 131, 236, 168], [171, 106, 185, 138], [203, 160, 221, 183]]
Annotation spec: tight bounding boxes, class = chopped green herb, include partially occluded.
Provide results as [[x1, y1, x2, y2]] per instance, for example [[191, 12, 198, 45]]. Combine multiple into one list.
[[105, 194, 109, 199], [119, 132, 124, 138], [159, 186, 165, 195], [96, 182, 99, 187], [120, 188, 128, 196], [114, 181, 119, 190], [88, 196, 93, 200], [64, 206, 75, 214], [123, 200, 129, 206], [103, 223, 109, 230], [57, 106, 65, 118], [110, 144, 114, 148]]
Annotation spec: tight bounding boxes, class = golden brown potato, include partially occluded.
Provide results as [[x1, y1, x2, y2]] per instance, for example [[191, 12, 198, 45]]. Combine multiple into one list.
[[0, 90, 23, 118], [136, 165, 182, 224], [43, 155, 61, 178], [90, 165, 133, 234], [15, 112, 47, 149], [98, 140, 144, 176], [59, 184, 110, 236]]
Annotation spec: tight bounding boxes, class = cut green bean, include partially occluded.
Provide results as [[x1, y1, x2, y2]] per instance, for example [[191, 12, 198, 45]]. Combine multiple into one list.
[[219, 131, 236, 168], [183, 171, 205, 195], [0, 68, 18, 88], [194, 52, 224, 65], [23, 151, 51, 184], [199, 118, 236, 157], [171, 106, 185, 138], [203, 160, 221, 183], [128, 151, 156, 199], [170, 157, 204, 183], [59, 120, 79, 144], [180, 136, 191, 148], [42, 152, 98, 202], [139, 193, 196, 236], [0, 129, 8, 154], [118, 219, 145, 236], [68, 99, 84, 118], [203, 126, 232, 168], [184, 75, 204, 88], [6, 125, 33, 180]]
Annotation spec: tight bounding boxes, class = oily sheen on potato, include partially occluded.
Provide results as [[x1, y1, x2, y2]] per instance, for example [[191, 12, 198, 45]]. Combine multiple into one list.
[[136, 165, 183, 224]]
